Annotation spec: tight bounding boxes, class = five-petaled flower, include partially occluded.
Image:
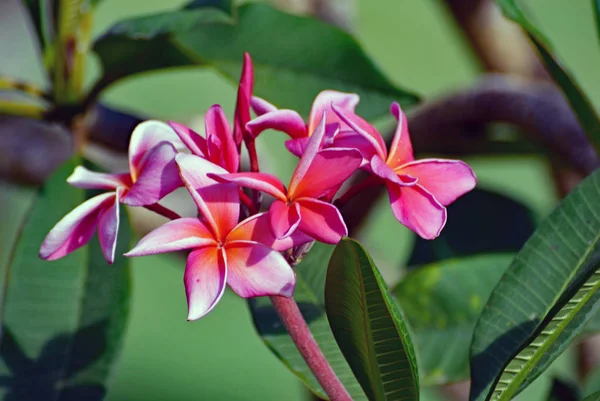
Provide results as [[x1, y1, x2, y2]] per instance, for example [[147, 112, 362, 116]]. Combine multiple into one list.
[[210, 112, 362, 244], [39, 121, 183, 263], [126, 154, 310, 320], [334, 102, 477, 239]]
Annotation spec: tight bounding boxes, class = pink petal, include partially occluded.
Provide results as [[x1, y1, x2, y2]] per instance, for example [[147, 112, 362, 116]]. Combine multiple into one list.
[[370, 156, 417, 186], [185, 246, 227, 320], [332, 130, 377, 165], [251, 96, 278, 116], [67, 166, 131, 190], [386, 102, 414, 168], [285, 137, 309, 157], [121, 142, 182, 206], [308, 90, 360, 134], [290, 148, 362, 199], [397, 159, 477, 206], [387, 182, 447, 240], [332, 104, 387, 160], [246, 110, 307, 139], [205, 104, 239, 173], [168, 121, 207, 157], [176, 154, 239, 240], [128, 120, 183, 181], [269, 200, 302, 239], [224, 241, 295, 298], [39, 192, 115, 261], [233, 52, 254, 145], [125, 217, 216, 257], [97, 189, 122, 264], [296, 198, 348, 244], [209, 172, 288, 201], [227, 212, 312, 252]]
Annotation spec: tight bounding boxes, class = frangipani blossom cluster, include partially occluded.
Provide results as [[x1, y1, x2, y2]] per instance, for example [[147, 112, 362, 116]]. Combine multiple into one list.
[[39, 53, 476, 320]]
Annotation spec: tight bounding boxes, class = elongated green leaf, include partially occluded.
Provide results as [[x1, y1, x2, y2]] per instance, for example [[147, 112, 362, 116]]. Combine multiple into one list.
[[325, 239, 419, 401], [394, 254, 512, 385], [248, 242, 366, 400], [0, 158, 131, 401], [496, 0, 600, 149], [594, 0, 600, 43], [469, 168, 600, 401]]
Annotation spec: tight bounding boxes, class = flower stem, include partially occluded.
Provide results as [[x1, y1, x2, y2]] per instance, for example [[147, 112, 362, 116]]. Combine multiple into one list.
[[244, 138, 263, 209], [270, 295, 353, 401], [144, 203, 181, 220]]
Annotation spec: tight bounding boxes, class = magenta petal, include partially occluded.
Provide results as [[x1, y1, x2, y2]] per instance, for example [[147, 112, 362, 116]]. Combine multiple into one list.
[[386, 102, 415, 168], [67, 166, 130, 190], [370, 156, 417, 186], [185, 247, 227, 320], [121, 142, 181, 206], [168, 121, 208, 157], [398, 159, 477, 206], [246, 109, 307, 139], [209, 172, 288, 201], [308, 90, 359, 134], [296, 198, 347, 244], [387, 182, 447, 240], [332, 104, 387, 160], [233, 52, 254, 145], [128, 120, 183, 181], [285, 138, 309, 157], [251, 96, 278, 116], [332, 130, 377, 165], [269, 200, 301, 239], [125, 217, 216, 257], [39, 192, 115, 261], [224, 241, 295, 298], [205, 104, 239, 173]]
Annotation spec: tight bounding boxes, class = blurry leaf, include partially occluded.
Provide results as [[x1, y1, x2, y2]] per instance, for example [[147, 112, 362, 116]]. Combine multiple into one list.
[[595, 0, 600, 43], [469, 168, 600, 401], [248, 243, 367, 400], [393, 254, 512, 385], [545, 378, 580, 401], [496, 0, 600, 150], [325, 239, 419, 401], [584, 363, 600, 397], [583, 391, 600, 401], [408, 188, 536, 266], [0, 158, 131, 401], [183, 0, 233, 13], [21, 0, 55, 53]]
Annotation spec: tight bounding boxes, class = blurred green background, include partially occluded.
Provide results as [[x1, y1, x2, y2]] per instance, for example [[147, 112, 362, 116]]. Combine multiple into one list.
[[2, 0, 600, 400]]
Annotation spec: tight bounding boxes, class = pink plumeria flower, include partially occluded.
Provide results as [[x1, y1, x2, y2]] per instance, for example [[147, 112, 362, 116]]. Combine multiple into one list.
[[126, 153, 310, 320], [334, 102, 477, 240], [210, 112, 362, 244], [39, 121, 183, 263], [248, 90, 360, 157]]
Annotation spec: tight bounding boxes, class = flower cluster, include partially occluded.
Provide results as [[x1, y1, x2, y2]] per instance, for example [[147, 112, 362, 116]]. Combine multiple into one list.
[[39, 53, 476, 320]]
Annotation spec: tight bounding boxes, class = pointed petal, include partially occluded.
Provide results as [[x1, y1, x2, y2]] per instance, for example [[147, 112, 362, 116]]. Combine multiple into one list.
[[209, 172, 288, 201], [128, 120, 183, 180], [285, 123, 341, 157], [291, 148, 362, 199], [370, 155, 417, 186], [168, 121, 207, 157], [67, 166, 130, 190], [227, 212, 312, 252], [125, 217, 216, 257], [205, 104, 239, 173], [297, 198, 347, 244], [386, 102, 414, 168], [397, 159, 477, 206], [233, 52, 254, 145], [98, 189, 122, 264], [121, 142, 182, 206], [308, 90, 360, 134], [39, 192, 115, 260], [251, 96, 278, 116], [285, 137, 309, 157], [332, 130, 376, 164], [387, 182, 447, 240], [246, 110, 307, 139], [269, 200, 301, 239], [332, 104, 386, 160], [224, 241, 295, 298], [185, 247, 227, 320], [176, 154, 239, 239]]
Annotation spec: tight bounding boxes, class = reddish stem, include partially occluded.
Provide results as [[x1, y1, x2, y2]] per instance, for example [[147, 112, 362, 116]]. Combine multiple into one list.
[[144, 203, 181, 220], [239, 189, 258, 215], [334, 176, 381, 209], [244, 138, 263, 210], [270, 295, 353, 401]]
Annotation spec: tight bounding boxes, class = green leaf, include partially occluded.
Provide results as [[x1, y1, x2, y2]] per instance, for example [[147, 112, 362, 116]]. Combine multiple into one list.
[[325, 238, 419, 401], [582, 391, 600, 401], [469, 168, 600, 401], [394, 254, 512, 385], [0, 158, 131, 401], [248, 242, 367, 400], [585, 364, 600, 397], [183, 0, 232, 13], [496, 0, 600, 150], [594, 0, 600, 43]]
